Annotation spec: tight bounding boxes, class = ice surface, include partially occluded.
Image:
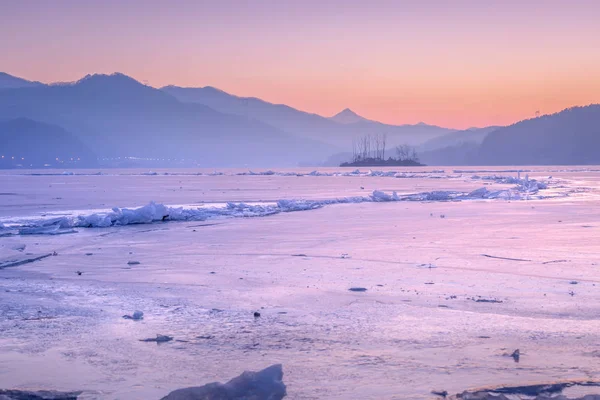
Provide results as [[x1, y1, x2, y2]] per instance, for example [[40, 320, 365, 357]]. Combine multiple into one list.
[[0, 166, 596, 400]]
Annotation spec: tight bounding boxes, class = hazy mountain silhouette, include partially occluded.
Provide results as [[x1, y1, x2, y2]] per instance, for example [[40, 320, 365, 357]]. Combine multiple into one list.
[[475, 105, 600, 165], [418, 126, 500, 152], [0, 73, 337, 167], [329, 108, 368, 124], [0, 118, 97, 167], [161, 86, 454, 148], [419, 142, 480, 166], [0, 72, 43, 89], [3, 71, 599, 167], [421, 105, 600, 165]]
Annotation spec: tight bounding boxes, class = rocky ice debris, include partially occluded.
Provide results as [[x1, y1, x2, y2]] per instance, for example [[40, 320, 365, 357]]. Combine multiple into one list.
[[5, 172, 554, 235], [371, 190, 400, 202], [510, 349, 520, 362], [450, 381, 600, 399], [0, 389, 81, 399], [471, 174, 549, 193], [122, 311, 144, 320], [160, 364, 286, 400], [349, 287, 367, 292], [468, 187, 490, 198], [140, 334, 173, 343], [0, 253, 53, 270]]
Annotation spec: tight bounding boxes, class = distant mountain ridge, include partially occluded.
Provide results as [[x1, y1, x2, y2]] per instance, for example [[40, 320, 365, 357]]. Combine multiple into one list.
[[161, 85, 455, 148], [476, 105, 600, 165], [418, 126, 500, 152], [420, 105, 600, 165], [0, 73, 338, 167], [0, 72, 43, 89], [1, 72, 455, 150], [2, 71, 599, 167]]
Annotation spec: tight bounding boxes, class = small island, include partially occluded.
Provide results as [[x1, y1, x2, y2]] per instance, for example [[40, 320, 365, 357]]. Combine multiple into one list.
[[340, 157, 424, 167], [340, 134, 425, 167]]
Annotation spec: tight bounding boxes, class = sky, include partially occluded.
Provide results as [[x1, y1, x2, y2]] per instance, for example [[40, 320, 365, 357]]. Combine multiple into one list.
[[1, 0, 600, 129]]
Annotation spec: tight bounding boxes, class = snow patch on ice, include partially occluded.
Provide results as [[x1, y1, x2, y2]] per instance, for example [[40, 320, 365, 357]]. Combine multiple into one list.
[[471, 174, 548, 194], [0, 182, 553, 235]]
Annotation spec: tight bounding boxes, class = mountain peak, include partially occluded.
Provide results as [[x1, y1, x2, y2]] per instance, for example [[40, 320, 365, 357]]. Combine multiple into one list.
[[47, 72, 144, 88], [0, 72, 43, 89], [75, 72, 142, 86], [202, 86, 228, 94], [330, 108, 367, 124]]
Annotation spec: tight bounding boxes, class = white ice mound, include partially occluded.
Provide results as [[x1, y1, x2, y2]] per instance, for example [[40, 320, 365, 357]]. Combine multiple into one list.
[[471, 174, 548, 193], [276, 199, 324, 212], [366, 170, 398, 177], [371, 190, 400, 201], [6, 181, 551, 235], [161, 364, 286, 400], [467, 187, 490, 198], [109, 202, 171, 225]]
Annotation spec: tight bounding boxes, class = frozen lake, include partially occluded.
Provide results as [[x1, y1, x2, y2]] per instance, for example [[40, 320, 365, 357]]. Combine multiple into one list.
[[1, 166, 600, 399]]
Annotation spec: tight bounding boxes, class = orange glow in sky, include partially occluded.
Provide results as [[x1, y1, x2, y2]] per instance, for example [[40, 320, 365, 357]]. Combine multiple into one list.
[[2, 0, 600, 128]]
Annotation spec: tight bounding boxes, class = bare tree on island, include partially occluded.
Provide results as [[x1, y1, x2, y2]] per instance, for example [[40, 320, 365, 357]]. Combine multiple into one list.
[[345, 134, 421, 166], [395, 144, 419, 163], [351, 133, 389, 163]]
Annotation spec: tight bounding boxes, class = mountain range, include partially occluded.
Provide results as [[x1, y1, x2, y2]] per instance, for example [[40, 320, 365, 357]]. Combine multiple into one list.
[[1, 71, 599, 167], [161, 85, 453, 149], [0, 73, 336, 167], [0, 72, 457, 168]]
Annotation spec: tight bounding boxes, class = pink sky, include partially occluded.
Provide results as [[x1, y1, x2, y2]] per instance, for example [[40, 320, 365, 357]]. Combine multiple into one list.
[[2, 0, 600, 128]]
